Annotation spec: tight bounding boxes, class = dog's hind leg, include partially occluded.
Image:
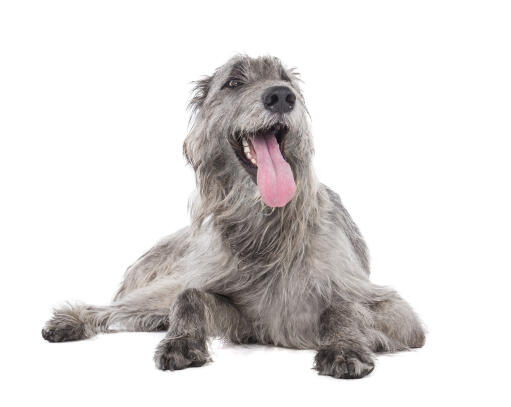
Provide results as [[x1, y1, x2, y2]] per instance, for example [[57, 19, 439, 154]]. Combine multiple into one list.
[[41, 278, 183, 342], [154, 288, 251, 371], [368, 290, 426, 352]]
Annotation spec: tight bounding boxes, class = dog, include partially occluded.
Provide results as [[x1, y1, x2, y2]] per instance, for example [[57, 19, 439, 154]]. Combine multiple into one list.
[[42, 55, 425, 379]]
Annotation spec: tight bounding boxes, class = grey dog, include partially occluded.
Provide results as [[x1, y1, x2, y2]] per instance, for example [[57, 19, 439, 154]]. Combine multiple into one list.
[[42, 55, 425, 379]]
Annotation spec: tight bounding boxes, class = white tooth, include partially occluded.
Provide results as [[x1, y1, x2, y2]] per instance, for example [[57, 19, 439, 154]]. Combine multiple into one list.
[[242, 138, 248, 147], [251, 159, 256, 165], [244, 146, 250, 153], [246, 152, 252, 159]]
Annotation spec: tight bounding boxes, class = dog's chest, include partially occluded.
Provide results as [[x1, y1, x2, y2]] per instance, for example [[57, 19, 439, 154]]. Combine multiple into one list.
[[232, 269, 323, 348]]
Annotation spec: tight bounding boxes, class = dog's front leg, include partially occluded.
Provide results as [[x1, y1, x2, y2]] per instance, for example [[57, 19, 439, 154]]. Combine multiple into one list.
[[313, 305, 375, 379], [154, 288, 250, 371]]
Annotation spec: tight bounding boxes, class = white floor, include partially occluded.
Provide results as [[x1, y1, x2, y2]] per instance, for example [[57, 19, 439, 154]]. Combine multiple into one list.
[[9, 325, 505, 406]]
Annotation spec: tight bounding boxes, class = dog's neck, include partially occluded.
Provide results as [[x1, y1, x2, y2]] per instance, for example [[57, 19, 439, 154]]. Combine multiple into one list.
[[190, 166, 321, 265]]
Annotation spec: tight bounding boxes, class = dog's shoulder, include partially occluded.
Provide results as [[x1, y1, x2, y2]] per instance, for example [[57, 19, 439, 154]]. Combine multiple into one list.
[[321, 184, 370, 274]]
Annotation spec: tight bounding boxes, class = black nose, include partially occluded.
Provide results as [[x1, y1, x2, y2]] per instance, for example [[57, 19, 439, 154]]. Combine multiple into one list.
[[262, 86, 296, 114]]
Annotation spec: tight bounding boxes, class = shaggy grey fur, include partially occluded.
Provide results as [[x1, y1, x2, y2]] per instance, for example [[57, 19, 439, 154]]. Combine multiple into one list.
[[42, 55, 425, 379]]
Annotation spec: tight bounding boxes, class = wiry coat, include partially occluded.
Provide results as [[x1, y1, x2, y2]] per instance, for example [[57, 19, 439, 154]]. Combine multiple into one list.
[[42, 55, 425, 379]]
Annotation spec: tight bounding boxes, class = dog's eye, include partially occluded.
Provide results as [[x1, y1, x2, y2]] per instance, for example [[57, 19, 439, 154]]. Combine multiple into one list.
[[224, 78, 243, 89]]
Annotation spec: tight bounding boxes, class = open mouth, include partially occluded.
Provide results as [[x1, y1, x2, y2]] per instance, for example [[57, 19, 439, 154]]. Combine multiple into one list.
[[231, 123, 296, 208]]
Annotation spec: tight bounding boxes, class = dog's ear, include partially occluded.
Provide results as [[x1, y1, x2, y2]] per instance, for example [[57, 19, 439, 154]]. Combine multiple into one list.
[[183, 137, 196, 168], [185, 75, 213, 168], [189, 75, 212, 113]]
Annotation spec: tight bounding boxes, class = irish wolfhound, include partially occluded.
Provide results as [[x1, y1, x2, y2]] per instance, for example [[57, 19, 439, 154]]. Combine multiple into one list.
[[42, 55, 425, 379]]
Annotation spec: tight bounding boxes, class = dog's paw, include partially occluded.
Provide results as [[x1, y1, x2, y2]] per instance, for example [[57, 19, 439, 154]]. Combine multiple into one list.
[[314, 348, 375, 379], [41, 306, 91, 342], [154, 336, 210, 371], [42, 319, 85, 342]]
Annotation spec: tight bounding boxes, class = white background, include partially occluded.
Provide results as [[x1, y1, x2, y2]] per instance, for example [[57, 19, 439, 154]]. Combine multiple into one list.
[[1, 1, 510, 406]]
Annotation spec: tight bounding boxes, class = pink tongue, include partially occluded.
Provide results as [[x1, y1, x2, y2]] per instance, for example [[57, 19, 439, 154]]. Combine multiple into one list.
[[252, 133, 296, 207]]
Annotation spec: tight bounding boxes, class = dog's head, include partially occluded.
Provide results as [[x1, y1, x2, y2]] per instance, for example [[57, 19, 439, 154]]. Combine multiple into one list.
[[184, 55, 312, 209]]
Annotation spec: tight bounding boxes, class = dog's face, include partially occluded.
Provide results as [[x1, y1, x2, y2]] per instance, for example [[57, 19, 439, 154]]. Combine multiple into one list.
[[184, 55, 312, 208]]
